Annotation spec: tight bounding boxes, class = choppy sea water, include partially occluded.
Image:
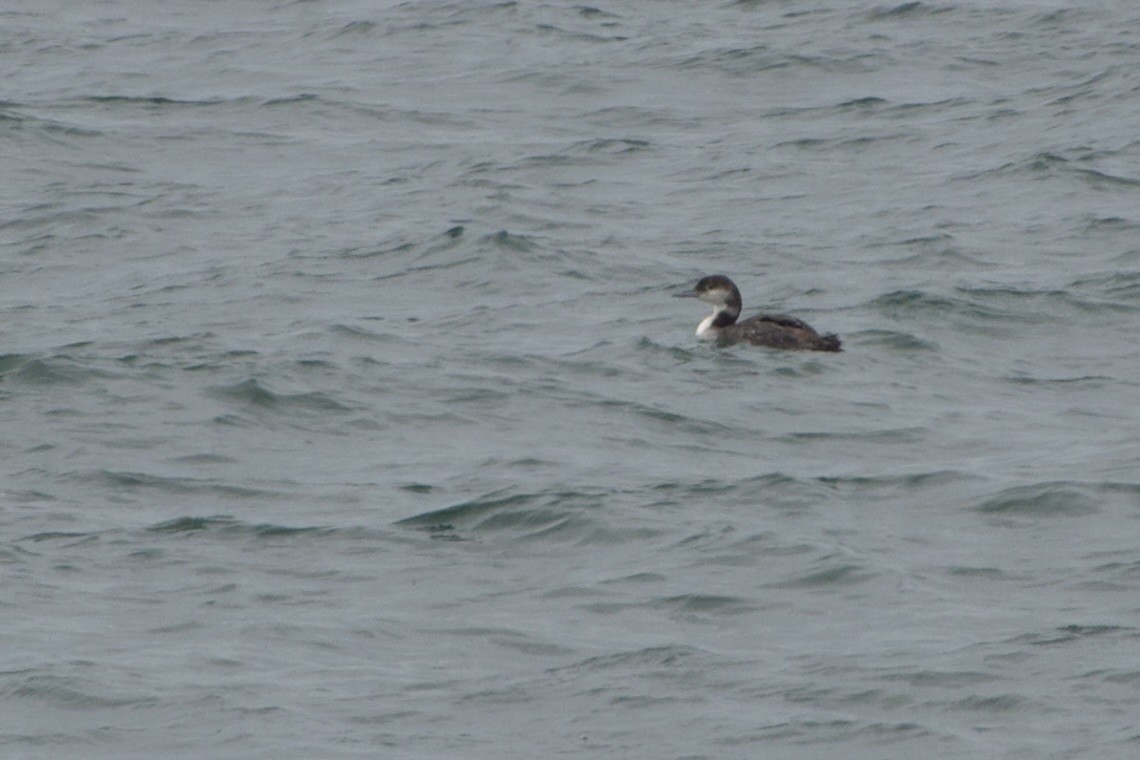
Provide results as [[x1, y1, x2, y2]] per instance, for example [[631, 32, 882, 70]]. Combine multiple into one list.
[[3, 1, 1140, 758]]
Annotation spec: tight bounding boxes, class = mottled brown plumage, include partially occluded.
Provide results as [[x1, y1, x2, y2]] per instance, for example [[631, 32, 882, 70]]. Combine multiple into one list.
[[674, 275, 841, 352]]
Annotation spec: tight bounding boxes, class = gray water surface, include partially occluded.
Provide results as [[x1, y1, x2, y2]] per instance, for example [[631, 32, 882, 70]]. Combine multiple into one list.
[[3, 1, 1140, 758]]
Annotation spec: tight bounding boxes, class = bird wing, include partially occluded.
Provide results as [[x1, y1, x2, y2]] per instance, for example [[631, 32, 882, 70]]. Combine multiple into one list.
[[754, 313, 820, 335]]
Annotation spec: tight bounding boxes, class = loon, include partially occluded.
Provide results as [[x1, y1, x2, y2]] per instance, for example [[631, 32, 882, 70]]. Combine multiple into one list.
[[674, 274, 842, 351]]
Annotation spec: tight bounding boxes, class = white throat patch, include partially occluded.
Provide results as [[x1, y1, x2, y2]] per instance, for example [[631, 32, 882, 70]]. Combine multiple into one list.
[[696, 310, 720, 338]]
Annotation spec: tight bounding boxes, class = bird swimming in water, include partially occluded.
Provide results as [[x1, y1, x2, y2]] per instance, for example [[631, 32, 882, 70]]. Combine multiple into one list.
[[674, 274, 842, 351]]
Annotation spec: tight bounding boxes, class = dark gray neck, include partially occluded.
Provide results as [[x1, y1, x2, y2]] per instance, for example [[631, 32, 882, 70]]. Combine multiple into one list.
[[711, 307, 738, 328], [713, 286, 742, 326]]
